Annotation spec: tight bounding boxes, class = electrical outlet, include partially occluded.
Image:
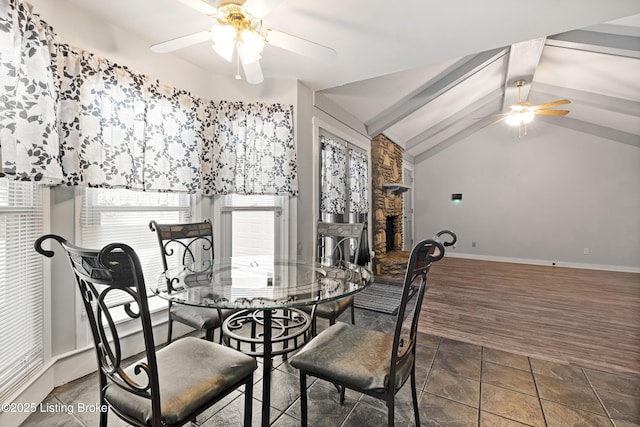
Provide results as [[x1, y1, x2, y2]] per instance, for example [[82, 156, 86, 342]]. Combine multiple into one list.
[[471, 241, 477, 248], [583, 247, 589, 255]]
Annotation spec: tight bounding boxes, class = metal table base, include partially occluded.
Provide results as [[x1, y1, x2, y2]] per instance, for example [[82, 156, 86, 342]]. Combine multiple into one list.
[[223, 308, 313, 426]]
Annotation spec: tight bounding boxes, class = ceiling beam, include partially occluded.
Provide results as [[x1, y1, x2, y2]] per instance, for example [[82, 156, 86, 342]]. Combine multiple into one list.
[[413, 114, 498, 163], [532, 82, 640, 117], [408, 96, 502, 161], [364, 47, 508, 137], [502, 38, 546, 111], [538, 115, 640, 148], [546, 30, 640, 59], [406, 88, 504, 149]]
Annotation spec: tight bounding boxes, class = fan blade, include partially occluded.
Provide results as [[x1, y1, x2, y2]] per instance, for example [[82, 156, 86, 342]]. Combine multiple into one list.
[[176, 0, 218, 15], [242, 59, 264, 84], [532, 99, 571, 110], [484, 116, 508, 128], [266, 30, 336, 61], [533, 109, 570, 116], [243, 0, 284, 19], [151, 30, 211, 53]]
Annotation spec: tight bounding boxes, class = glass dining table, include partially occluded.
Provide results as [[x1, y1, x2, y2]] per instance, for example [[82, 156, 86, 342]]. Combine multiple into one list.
[[151, 255, 373, 427]]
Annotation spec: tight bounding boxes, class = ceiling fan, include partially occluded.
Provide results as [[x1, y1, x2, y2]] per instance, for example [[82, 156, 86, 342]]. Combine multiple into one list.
[[491, 80, 571, 137], [150, 0, 336, 84]]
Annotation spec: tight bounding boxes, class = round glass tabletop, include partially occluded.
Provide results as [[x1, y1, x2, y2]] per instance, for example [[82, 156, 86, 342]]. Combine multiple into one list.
[[152, 256, 373, 310]]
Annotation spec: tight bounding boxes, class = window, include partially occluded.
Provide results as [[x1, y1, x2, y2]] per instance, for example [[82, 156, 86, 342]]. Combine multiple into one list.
[[319, 131, 369, 222], [219, 194, 288, 261], [79, 188, 192, 314], [319, 130, 370, 264], [0, 180, 44, 402], [218, 194, 289, 301]]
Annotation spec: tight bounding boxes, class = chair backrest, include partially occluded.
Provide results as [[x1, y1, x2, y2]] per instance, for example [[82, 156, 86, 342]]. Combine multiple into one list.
[[434, 229, 457, 247], [388, 233, 451, 392], [316, 221, 365, 266], [34, 235, 163, 420], [149, 219, 214, 291]]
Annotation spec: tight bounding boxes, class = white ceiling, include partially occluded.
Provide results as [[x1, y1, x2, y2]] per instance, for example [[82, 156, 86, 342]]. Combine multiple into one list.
[[61, 0, 640, 160]]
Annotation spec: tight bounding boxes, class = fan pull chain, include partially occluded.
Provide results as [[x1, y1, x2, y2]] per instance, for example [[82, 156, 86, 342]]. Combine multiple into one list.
[[235, 51, 242, 80]]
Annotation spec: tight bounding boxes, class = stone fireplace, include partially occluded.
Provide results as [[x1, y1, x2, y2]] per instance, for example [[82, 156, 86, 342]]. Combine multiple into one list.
[[371, 134, 410, 278]]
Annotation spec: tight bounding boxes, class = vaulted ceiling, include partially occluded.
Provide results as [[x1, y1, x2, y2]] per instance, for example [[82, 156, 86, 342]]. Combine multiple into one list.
[[319, 18, 640, 162], [59, 0, 640, 162]]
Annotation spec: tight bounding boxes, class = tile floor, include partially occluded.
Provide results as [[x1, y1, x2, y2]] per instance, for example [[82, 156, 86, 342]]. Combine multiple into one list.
[[21, 307, 640, 427]]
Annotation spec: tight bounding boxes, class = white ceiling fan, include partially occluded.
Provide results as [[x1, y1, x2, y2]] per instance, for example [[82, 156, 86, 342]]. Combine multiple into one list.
[[489, 80, 571, 137], [150, 0, 336, 84]]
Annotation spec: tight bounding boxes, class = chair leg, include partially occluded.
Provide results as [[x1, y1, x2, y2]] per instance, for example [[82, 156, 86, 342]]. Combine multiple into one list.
[[299, 372, 308, 427], [350, 304, 355, 325], [387, 398, 395, 427], [205, 327, 214, 341], [410, 367, 420, 426], [243, 375, 253, 427], [167, 318, 173, 344], [99, 373, 108, 427]]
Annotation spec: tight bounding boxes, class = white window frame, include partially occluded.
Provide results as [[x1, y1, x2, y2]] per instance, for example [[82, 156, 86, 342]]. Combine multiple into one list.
[[74, 188, 194, 347], [312, 117, 372, 257]]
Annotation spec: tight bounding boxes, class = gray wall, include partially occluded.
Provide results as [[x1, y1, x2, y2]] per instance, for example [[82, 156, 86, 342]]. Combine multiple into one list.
[[414, 122, 640, 270], [295, 82, 316, 259]]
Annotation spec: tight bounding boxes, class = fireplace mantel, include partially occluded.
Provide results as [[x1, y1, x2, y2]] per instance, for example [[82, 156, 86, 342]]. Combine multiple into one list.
[[382, 183, 411, 196]]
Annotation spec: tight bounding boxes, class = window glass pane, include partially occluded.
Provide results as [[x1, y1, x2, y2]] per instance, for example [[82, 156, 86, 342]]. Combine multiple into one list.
[[80, 188, 192, 307], [0, 180, 44, 402], [221, 194, 286, 261], [231, 211, 275, 258]]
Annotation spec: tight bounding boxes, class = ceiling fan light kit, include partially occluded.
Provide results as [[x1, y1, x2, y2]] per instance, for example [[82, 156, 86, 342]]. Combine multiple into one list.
[[505, 107, 534, 126], [151, 0, 336, 85], [508, 80, 535, 128], [488, 79, 571, 138], [211, 4, 265, 63]]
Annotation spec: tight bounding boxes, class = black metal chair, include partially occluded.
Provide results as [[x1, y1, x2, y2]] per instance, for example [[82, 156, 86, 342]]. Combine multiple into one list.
[[149, 219, 231, 343], [305, 221, 365, 335], [34, 235, 257, 427], [290, 237, 449, 427]]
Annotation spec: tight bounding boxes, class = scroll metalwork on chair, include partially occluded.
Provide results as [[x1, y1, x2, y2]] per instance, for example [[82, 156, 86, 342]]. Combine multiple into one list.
[[150, 219, 231, 343], [306, 221, 365, 335], [34, 235, 257, 427], [290, 238, 446, 427]]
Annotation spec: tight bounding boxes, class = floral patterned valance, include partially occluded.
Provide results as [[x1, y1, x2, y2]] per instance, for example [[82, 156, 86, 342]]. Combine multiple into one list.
[[0, 0, 62, 184], [0, 0, 297, 195]]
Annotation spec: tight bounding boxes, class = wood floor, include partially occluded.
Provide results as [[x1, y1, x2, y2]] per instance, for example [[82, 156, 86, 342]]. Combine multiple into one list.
[[419, 257, 640, 375]]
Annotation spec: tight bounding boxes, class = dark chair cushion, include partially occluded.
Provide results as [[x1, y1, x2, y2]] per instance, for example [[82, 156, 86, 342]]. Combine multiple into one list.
[[104, 337, 257, 425], [290, 322, 413, 393], [170, 305, 233, 330], [313, 296, 353, 318]]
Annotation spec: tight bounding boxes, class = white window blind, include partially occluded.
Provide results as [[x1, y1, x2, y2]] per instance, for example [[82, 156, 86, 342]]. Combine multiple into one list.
[[0, 180, 44, 402], [79, 188, 192, 309]]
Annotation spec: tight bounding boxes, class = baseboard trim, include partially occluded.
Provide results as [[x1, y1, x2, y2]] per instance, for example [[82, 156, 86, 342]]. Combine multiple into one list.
[[0, 317, 194, 427], [446, 252, 640, 273]]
